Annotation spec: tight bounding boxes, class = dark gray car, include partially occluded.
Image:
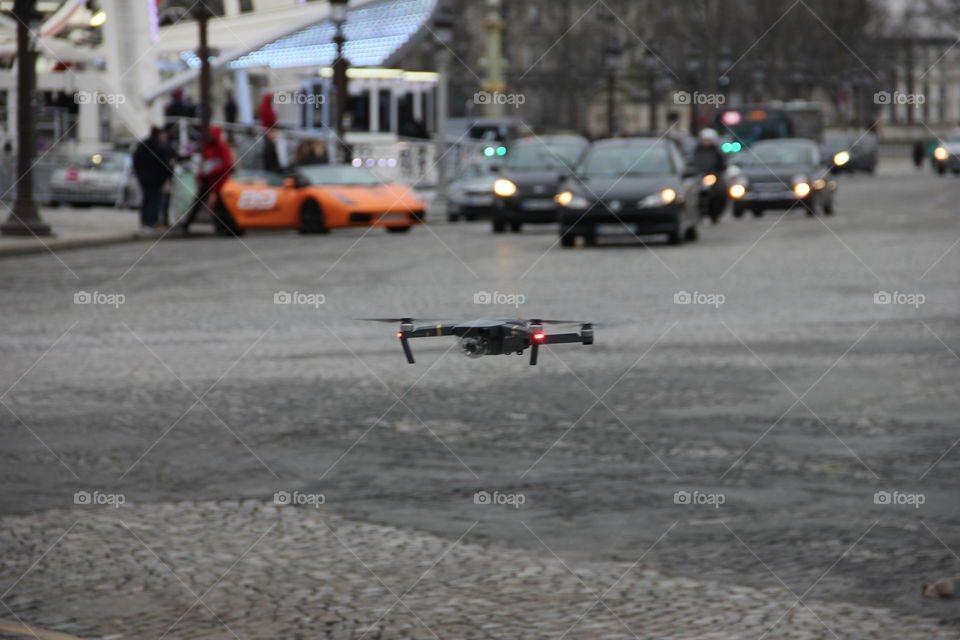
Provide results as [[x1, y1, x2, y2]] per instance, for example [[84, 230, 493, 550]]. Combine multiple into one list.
[[490, 135, 589, 233], [555, 138, 701, 247], [727, 138, 837, 218]]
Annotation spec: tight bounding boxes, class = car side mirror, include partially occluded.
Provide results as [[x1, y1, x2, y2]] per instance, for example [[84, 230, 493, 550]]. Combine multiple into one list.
[[283, 177, 298, 189]]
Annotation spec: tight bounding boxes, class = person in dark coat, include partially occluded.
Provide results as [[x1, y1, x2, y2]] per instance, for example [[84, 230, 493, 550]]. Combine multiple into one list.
[[224, 89, 238, 124], [263, 129, 282, 174], [132, 127, 172, 229]]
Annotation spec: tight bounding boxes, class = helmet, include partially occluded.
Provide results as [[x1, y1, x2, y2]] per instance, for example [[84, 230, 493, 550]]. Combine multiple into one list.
[[699, 128, 719, 145]]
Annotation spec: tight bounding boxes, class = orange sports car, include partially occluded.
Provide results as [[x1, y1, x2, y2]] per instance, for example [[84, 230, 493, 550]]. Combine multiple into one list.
[[217, 164, 426, 234]]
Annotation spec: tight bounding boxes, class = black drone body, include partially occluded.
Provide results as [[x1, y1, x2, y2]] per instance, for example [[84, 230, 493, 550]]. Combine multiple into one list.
[[363, 318, 594, 365]]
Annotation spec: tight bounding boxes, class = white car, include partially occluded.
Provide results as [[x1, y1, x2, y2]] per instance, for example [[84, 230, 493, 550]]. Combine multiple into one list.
[[49, 152, 141, 208]]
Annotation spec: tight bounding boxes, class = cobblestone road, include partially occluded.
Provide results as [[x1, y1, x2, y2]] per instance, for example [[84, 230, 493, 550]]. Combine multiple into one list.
[[1, 161, 959, 637], [2, 500, 958, 640]]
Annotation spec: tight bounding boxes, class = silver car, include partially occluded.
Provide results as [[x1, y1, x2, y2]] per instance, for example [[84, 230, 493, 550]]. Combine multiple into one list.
[[447, 159, 498, 222], [49, 152, 140, 208]]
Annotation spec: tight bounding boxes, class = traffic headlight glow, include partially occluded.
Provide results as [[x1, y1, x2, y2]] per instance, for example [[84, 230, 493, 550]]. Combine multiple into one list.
[[496, 146, 507, 156], [484, 147, 495, 157]]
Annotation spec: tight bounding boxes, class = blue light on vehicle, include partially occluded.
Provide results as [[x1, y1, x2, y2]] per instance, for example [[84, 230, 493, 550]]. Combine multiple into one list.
[[496, 146, 507, 156], [484, 147, 496, 157]]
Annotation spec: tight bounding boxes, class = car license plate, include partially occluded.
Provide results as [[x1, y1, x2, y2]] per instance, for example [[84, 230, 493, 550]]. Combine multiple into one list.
[[521, 199, 554, 211], [758, 191, 788, 200], [466, 195, 489, 206], [596, 223, 632, 235], [380, 213, 406, 222]]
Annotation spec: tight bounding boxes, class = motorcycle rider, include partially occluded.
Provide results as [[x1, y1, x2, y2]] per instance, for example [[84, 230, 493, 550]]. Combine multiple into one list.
[[692, 128, 728, 223]]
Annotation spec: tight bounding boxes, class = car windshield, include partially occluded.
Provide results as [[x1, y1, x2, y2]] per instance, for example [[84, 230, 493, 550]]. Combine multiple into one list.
[[735, 143, 817, 166], [297, 165, 385, 186], [825, 134, 855, 149], [506, 143, 583, 170], [69, 154, 124, 171], [577, 144, 675, 178]]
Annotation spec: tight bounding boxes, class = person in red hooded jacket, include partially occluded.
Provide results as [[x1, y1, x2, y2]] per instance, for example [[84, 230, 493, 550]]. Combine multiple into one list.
[[177, 126, 235, 235], [259, 93, 277, 130]]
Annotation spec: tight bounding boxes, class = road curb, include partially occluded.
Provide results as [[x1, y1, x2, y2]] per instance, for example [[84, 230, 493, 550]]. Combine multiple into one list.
[[0, 233, 143, 258]]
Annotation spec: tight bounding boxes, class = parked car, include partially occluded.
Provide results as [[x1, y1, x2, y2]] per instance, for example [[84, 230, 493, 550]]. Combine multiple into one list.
[[49, 152, 140, 208], [554, 137, 701, 247]]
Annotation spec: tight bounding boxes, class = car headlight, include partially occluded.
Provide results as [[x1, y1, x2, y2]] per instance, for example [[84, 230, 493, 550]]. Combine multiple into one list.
[[934, 146, 949, 161], [493, 178, 518, 197], [833, 151, 850, 166], [813, 178, 827, 190], [729, 183, 746, 198], [554, 191, 589, 208], [702, 174, 718, 187], [639, 188, 677, 208], [794, 182, 811, 197]]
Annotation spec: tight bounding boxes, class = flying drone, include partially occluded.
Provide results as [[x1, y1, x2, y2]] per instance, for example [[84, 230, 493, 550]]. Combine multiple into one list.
[[363, 318, 594, 365]]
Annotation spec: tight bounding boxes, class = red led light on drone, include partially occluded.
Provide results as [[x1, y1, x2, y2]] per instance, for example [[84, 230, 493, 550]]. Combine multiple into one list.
[[533, 332, 546, 341], [396, 332, 403, 338]]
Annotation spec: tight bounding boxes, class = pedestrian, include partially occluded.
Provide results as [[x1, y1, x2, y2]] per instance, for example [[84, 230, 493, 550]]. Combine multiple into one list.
[[263, 129, 282, 174], [912, 140, 926, 169], [259, 92, 277, 131], [224, 89, 238, 125], [157, 124, 181, 227], [165, 88, 190, 119], [176, 126, 235, 236], [294, 139, 327, 166], [132, 127, 171, 232]]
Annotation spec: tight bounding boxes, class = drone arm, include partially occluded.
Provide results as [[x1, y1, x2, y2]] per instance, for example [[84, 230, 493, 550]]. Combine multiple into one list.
[[540, 332, 584, 345], [399, 335, 415, 363], [406, 324, 456, 338]]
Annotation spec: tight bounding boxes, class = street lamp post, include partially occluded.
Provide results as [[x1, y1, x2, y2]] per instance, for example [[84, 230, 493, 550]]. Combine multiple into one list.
[[644, 47, 659, 133], [1, 0, 51, 237], [685, 54, 702, 135], [605, 42, 622, 138], [193, 1, 216, 133], [432, 7, 454, 215], [330, 0, 349, 163]]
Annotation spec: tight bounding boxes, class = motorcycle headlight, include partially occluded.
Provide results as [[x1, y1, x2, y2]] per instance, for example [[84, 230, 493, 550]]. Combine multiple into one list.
[[833, 151, 850, 166], [702, 174, 718, 187], [493, 178, 518, 197], [639, 188, 677, 208]]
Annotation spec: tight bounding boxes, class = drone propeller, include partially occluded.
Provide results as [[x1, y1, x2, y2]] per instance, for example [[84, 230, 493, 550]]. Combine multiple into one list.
[[526, 318, 588, 325], [358, 317, 450, 324]]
